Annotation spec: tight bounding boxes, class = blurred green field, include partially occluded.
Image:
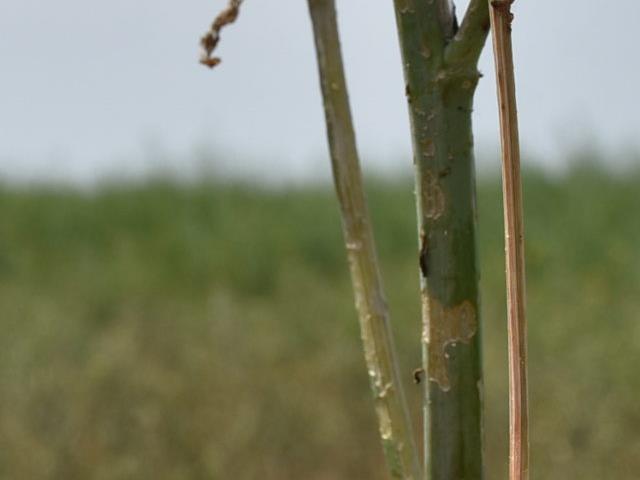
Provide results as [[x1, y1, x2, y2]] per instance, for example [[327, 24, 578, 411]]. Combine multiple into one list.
[[0, 164, 639, 479]]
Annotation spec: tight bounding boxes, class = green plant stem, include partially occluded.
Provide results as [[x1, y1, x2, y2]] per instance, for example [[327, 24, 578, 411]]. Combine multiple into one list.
[[446, 0, 491, 68], [488, 2, 530, 479], [392, 1, 489, 478], [307, 1, 421, 478]]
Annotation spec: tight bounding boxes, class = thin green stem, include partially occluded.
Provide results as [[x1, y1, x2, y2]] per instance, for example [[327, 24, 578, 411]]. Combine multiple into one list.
[[307, 1, 421, 478], [445, 0, 491, 68]]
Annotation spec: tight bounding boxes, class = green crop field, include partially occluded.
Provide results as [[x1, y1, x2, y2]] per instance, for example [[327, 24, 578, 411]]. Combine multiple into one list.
[[0, 163, 638, 479]]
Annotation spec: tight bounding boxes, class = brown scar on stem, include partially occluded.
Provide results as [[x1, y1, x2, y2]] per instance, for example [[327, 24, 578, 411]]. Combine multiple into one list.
[[423, 298, 477, 391], [199, 0, 244, 68], [421, 170, 446, 219]]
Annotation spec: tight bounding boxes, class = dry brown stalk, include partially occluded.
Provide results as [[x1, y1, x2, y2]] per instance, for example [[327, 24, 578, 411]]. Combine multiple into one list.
[[488, 1, 530, 479]]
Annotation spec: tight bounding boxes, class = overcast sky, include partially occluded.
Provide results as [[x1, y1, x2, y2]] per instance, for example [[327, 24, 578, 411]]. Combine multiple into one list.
[[1, 1, 639, 183]]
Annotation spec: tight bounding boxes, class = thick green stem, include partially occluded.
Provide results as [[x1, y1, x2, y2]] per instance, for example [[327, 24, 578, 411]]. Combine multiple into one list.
[[392, 1, 489, 478], [307, 1, 421, 478]]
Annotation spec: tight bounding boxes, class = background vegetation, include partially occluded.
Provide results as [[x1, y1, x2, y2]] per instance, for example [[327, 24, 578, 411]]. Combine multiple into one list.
[[0, 159, 639, 479]]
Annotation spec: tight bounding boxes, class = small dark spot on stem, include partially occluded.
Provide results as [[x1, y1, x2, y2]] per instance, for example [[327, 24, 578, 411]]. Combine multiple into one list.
[[439, 166, 452, 178], [413, 368, 424, 384], [419, 236, 429, 278]]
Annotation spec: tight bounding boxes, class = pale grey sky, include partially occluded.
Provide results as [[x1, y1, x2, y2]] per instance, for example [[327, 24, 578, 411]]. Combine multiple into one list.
[[1, 1, 639, 183]]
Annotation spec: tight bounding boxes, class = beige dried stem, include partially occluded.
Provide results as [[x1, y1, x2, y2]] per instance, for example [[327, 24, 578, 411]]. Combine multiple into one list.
[[307, 0, 421, 478], [199, 0, 243, 68], [488, 1, 530, 480]]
